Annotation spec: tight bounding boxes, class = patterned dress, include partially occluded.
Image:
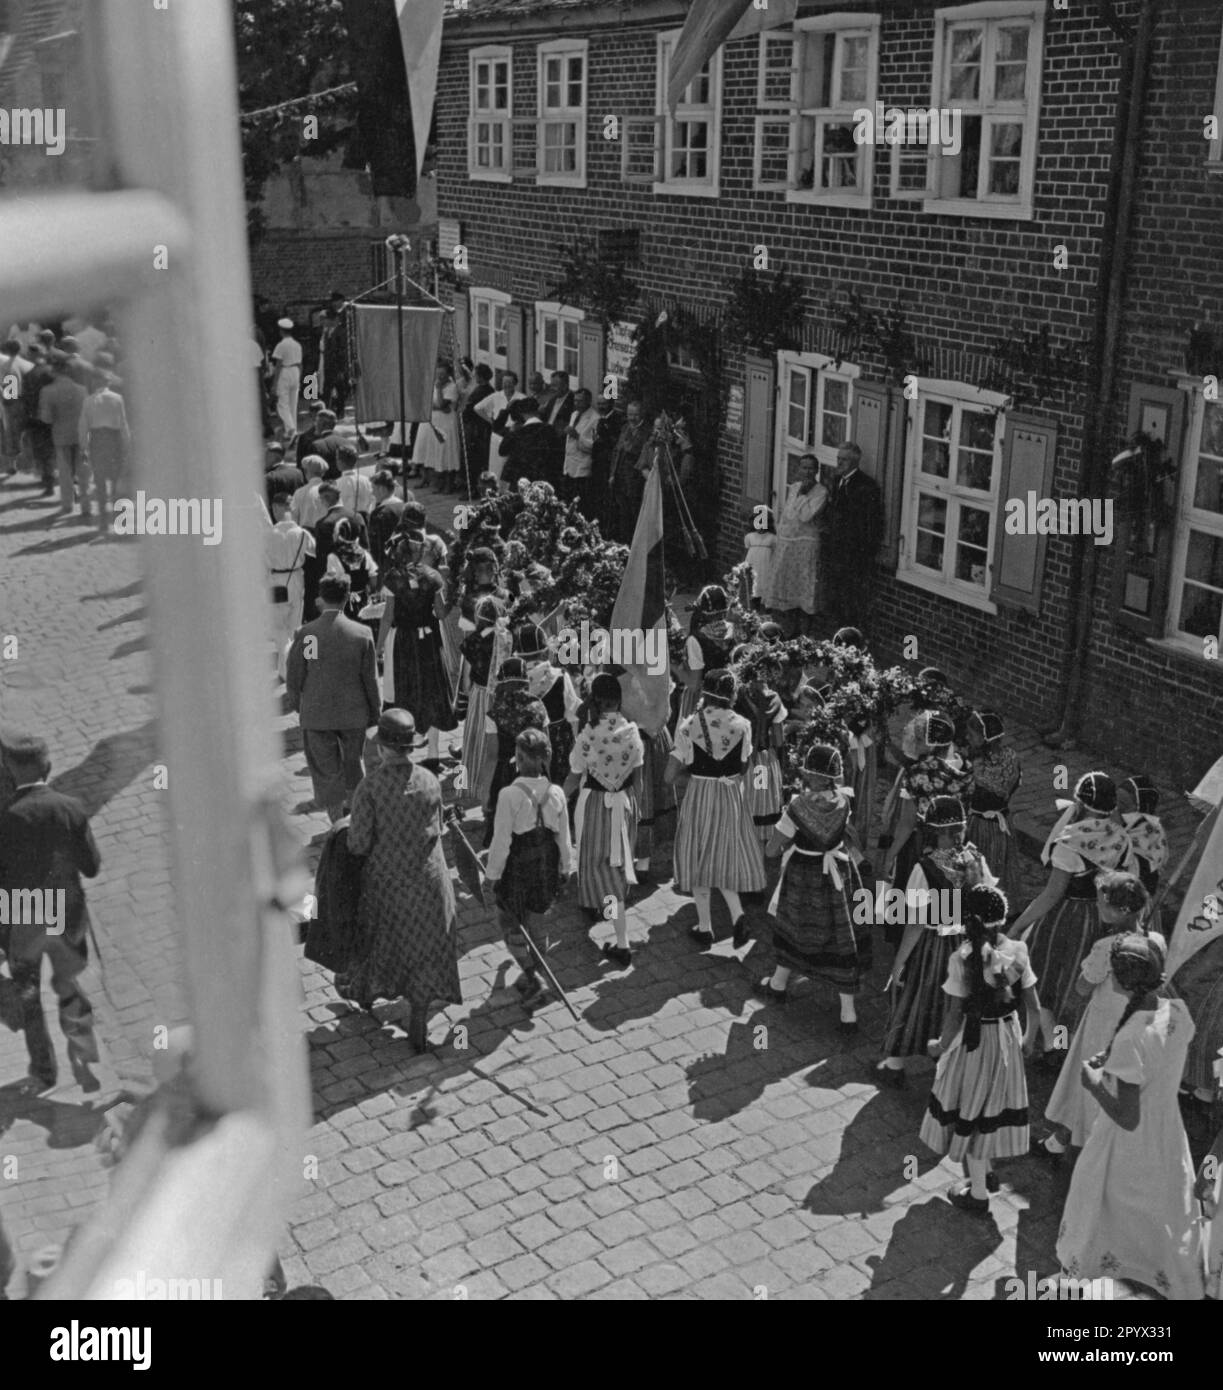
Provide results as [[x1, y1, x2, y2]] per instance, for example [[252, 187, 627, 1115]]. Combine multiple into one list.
[[672, 706, 767, 893], [1057, 998, 1202, 1301], [766, 790, 870, 993], [458, 611, 509, 807], [920, 937, 1035, 1162], [763, 481, 827, 614], [966, 743, 1023, 910], [736, 686, 786, 842], [336, 761, 461, 1010], [678, 621, 736, 725], [889, 750, 974, 942], [882, 847, 996, 1059], [386, 562, 456, 734], [1023, 812, 1132, 1030], [1123, 810, 1169, 925], [570, 712, 644, 912], [527, 662, 580, 787]]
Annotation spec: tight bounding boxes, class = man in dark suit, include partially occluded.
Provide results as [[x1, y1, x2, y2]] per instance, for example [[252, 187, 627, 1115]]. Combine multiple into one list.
[[0, 734, 102, 1092], [498, 398, 555, 489], [294, 401, 327, 464], [286, 574, 382, 821], [263, 441, 305, 518], [367, 469, 404, 569], [20, 346, 56, 495], [461, 363, 495, 497], [541, 370, 574, 479], [822, 440, 884, 630], [308, 409, 346, 479], [314, 482, 369, 572]]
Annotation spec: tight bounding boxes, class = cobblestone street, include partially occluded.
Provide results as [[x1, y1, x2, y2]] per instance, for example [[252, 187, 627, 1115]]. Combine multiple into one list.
[[0, 470, 1197, 1300]]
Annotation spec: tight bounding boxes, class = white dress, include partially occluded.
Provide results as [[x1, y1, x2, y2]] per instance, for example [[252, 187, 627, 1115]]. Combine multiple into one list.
[[411, 382, 457, 470], [763, 482, 826, 614], [1056, 997, 1203, 1300]]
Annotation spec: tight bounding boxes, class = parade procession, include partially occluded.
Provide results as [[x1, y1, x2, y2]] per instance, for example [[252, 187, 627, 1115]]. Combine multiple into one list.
[[3, 0, 1223, 1340]]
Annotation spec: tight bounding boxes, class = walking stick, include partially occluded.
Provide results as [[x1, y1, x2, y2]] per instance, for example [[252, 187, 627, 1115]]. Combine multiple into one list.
[[514, 919, 583, 1025]]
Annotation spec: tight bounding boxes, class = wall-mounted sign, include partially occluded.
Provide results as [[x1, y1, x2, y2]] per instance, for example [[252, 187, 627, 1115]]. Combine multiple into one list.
[[607, 319, 638, 382], [437, 217, 463, 260], [725, 383, 744, 436]]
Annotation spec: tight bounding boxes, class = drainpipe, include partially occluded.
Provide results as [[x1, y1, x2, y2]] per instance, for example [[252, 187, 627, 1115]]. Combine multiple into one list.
[[1048, 0, 1155, 747]]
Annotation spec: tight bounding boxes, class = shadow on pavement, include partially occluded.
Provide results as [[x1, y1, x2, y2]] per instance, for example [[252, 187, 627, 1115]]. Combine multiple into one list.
[[862, 1196, 1003, 1298], [52, 720, 158, 820]]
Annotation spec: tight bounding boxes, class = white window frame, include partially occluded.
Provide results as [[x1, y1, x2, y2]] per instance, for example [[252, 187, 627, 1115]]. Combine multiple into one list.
[[753, 14, 881, 210], [468, 44, 513, 183], [1208, 22, 1223, 174], [535, 300, 583, 388], [925, 1, 1044, 221], [898, 379, 1009, 613], [536, 38, 587, 188], [655, 29, 723, 198], [470, 286, 512, 375], [773, 351, 860, 514], [1167, 383, 1223, 654]]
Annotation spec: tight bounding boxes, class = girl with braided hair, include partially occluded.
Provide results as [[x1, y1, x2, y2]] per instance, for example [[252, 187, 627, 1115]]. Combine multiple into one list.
[[1056, 933, 1202, 1300], [1034, 871, 1161, 1158], [920, 885, 1045, 1214]]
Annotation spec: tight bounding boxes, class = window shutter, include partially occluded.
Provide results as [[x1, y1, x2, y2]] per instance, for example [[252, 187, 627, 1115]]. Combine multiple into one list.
[[621, 115, 663, 183], [1111, 383, 1186, 635], [505, 303, 525, 379], [579, 318, 604, 397], [524, 307, 537, 379], [753, 115, 796, 192], [851, 381, 903, 570], [989, 414, 1058, 615], [743, 353, 776, 513], [453, 286, 471, 363]]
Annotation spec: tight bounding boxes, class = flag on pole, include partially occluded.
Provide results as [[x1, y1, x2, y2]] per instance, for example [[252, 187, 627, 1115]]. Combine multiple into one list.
[[610, 463, 670, 736], [667, 0, 798, 112], [396, 0, 447, 181]]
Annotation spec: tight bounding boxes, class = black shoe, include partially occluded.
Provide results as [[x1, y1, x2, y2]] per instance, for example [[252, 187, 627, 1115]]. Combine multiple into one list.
[[1029, 1137, 1065, 1166], [731, 916, 751, 950], [874, 1066, 906, 1089], [688, 925, 715, 948], [601, 943, 632, 969], [519, 978, 547, 1009], [948, 1184, 991, 1215], [420, 758, 443, 775], [837, 1019, 860, 1037], [985, 1172, 999, 1194], [18, 1072, 57, 1095], [407, 1015, 428, 1052], [753, 976, 786, 1003]]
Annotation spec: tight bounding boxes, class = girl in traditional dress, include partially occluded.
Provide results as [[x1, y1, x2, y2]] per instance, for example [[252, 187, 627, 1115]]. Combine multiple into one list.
[[1195, 1053, 1223, 1299], [878, 667, 954, 856], [565, 673, 644, 968], [485, 727, 574, 1011], [830, 626, 879, 854], [921, 885, 1045, 1214], [733, 645, 787, 843], [754, 743, 870, 1033], [880, 711, 974, 943], [964, 709, 1023, 913], [515, 622, 580, 788], [877, 795, 996, 1088], [326, 517, 379, 626], [483, 657, 548, 848], [1035, 871, 1161, 1158], [458, 594, 509, 810], [762, 453, 827, 635], [1056, 934, 1202, 1301], [336, 709, 461, 1053], [742, 507, 775, 610], [665, 669, 767, 949], [411, 362, 457, 490], [375, 529, 456, 772], [1009, 771, 1133, 1035], [1117, 774, 1168, 901], [677, 585, 737, 726]]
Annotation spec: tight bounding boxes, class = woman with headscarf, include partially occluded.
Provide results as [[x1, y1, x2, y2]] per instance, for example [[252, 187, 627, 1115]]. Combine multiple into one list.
[[921, 885, 1044, 1214], [375, 528, 456, 771], [830, 626, 879, 851], [878, 666, 955, 854], [1034, 871, 1161, 1159], [335, 709, 461, 1052], [755, 743, 870, 1033], [564, 673, 644, 968], [665, 669, 767, 949], [1056, 933, 1202, 1300], [483, 657, 548, 848], [514, 623, 580, 787], [877, 795, 996, 1088], [1008, 771, 1133, 1035], [1117, 774, 1168, 906], [732, 644, 787, 844], [325, 515, 378, 626], [677, 584, 737, 726], [762, 453, 827, 636], [964, 708, 1023, 913]]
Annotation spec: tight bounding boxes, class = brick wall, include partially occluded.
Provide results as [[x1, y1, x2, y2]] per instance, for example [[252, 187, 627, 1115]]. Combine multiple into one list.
[[249, 229, 386, 318], [435, 0, 1223, 786]]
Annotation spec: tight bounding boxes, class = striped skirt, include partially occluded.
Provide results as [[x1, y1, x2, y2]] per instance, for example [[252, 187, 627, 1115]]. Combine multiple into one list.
[[459, 681, 497, 807], [574, 785, 639, 912], [674, 774, 767, 894], [847, 738, 877, 852], [967, 812, 1024, 913], [1024, 898, 1107, 1031], [742, 747, 783, 842], [439, 610, 464, 689], [920, 1013, 1030, 1162], [770, 851, 871, 993], [882, 927, 960, 1059]]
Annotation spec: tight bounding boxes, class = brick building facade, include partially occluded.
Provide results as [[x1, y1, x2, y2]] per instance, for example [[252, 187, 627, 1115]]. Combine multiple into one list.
[[433, 0, 1223, 786]]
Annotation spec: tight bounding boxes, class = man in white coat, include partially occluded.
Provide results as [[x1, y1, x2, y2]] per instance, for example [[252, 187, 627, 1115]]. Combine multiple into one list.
[[264, 491, 316, 680]]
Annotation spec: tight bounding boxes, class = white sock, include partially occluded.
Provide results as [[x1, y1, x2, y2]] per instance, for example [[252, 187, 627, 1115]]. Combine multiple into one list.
[[1043, 1134, 1066, 1154], [693, 887, 712, 930], [427, 728, 440, 759], [769, 967, 791, 990], [966, 1158, 991, 1200], [839, 993, 857, 1023], [722, 890, 744, 921], [878, 1057, 903, 1070]]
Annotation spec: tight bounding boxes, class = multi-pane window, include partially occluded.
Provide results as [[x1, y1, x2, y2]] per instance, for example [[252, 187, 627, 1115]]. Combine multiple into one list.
[[754, 20, 879, 208], [1171, 399, 1223, 646], [656, 32, 721, 195], [900, 390, 1005, 606], [471, 289, 511, 375], [537, 41, 587, 185], [776, 355, 857, 494], [468, 46, 512, 179], [926, 3, 1043, 218], [536, 302, 582, 386]]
